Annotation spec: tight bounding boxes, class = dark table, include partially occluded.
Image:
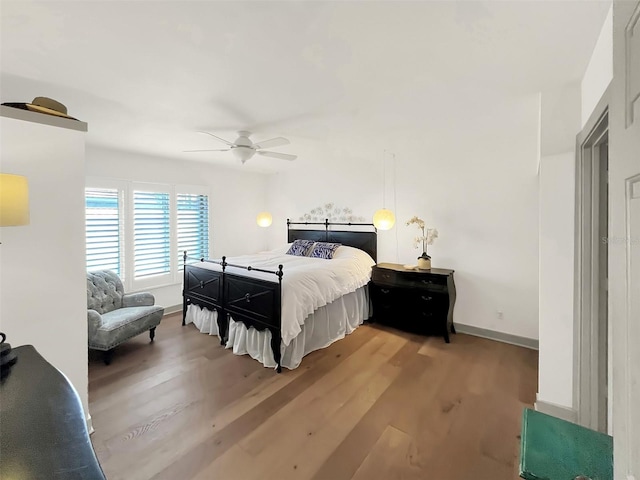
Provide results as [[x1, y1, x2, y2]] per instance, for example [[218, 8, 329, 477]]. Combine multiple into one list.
[[370, 263, 456, 342], [0, 345, 105, 479]]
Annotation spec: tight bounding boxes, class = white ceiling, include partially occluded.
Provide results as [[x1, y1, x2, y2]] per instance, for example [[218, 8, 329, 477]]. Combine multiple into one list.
[[1, 0, 610, 172]]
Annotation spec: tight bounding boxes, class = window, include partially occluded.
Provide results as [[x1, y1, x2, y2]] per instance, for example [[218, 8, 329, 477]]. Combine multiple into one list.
[[177, 193, 209, 268], [84, 179, 210, 290], [85, 187, 121, 275], [133, 190, 171, 278]]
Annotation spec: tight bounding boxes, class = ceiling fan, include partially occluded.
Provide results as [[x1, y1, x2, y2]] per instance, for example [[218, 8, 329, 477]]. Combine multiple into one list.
[[184, 131, 297, 164]]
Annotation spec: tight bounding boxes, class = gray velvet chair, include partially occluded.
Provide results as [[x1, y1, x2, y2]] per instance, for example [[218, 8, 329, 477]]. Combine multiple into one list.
[[86, 270, 164, 364]]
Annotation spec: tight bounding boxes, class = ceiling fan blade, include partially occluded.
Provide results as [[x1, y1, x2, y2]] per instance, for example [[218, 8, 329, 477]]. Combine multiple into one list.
[[183, 149, 231, 152], [253, 137, 290, 150], [257, 151, 297, 161], [197, 131, 235, 146]]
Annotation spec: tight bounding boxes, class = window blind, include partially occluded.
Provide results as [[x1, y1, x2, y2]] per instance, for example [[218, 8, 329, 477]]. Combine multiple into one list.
[[177, 193, 209, 268], [133, 191, 171, 278], [85, 188, 121, 275]]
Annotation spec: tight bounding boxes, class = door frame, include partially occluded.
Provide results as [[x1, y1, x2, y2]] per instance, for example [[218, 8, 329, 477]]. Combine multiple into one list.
[[574, 84, 611, 431]]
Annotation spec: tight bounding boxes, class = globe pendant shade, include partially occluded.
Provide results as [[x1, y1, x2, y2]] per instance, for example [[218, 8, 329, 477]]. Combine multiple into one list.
[[256, 211, 273, 227], [373, 208, 395, 230]]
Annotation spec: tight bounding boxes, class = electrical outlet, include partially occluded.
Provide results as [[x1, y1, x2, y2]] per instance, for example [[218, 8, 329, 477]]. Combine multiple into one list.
[[497, 310, 504, 320]]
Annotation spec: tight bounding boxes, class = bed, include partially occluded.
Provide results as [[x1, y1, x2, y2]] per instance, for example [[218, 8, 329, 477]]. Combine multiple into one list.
[[182, 220, 377, 372]]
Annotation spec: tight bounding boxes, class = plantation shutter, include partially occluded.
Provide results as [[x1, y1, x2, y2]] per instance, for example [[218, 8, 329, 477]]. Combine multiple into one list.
[[133, 190, 170, 278], [177, 193, 209, 267], [85, 187, 121, 275]]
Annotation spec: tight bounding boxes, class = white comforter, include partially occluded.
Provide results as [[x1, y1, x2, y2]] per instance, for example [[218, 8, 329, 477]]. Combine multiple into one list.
[[190, 244, 375, 346]]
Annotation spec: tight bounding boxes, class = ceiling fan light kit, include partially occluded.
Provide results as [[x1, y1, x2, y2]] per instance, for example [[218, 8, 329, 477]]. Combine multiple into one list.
[[233, 146, 254, 163], [185, 130, 297, 164]]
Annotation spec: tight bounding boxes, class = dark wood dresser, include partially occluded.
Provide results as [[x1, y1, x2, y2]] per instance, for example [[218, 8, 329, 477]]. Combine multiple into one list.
[[0, 345, 106, 479], [370, 263, 456, 342]]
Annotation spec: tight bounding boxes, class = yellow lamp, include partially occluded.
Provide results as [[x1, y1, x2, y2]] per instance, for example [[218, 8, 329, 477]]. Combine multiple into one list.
[[0, 174, 30, 226], [373, 208, 395, 231], [256, 211, 273, 228]]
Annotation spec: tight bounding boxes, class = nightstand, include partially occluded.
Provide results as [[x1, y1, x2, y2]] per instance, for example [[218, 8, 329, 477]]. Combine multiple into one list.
[[370, 263, 456, 342]]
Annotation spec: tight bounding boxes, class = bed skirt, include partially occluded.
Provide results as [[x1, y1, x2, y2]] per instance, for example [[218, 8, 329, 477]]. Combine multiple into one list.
[[184, 285, 370, 369]]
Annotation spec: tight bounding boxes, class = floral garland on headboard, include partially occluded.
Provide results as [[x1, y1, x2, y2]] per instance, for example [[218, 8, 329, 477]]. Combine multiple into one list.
[[299, 203, 367, 223]]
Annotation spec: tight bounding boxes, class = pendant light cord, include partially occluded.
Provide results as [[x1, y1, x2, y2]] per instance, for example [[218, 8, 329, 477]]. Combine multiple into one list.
[[382, 149, 387, 208], [393, 153, 399, 263]]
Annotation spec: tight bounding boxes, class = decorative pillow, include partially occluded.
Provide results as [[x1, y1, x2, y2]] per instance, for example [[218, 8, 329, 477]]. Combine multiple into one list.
[[286, 239, 315, 257], [309, 242, 341, 259]]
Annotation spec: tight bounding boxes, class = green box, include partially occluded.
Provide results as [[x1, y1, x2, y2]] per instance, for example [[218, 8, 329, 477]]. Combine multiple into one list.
[[519, 408, 613, 480]]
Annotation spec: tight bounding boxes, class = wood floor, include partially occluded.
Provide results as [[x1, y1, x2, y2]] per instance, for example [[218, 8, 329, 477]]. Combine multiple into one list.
[[89, 313, 538, 480]]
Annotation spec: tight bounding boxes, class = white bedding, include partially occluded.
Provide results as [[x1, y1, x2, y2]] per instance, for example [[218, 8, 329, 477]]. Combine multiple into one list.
[[188, 244, 375, 346], [186, 286, 370, 369]]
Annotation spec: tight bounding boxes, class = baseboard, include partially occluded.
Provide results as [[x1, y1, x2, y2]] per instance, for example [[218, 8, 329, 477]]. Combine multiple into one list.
[[534, 396, 578, 423], [454, 324, 538, 350], [86, 413, 94, 435], [163, 304, 182, 315]]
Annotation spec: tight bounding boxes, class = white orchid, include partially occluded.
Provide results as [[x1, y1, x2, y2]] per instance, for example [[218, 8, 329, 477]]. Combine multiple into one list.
[[426, 228, 439, 245], [406, 216, 438, 254], [405, 216, 425, 229]]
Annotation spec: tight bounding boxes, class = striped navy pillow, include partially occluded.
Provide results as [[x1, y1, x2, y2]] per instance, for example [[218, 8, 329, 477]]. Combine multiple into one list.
[[286, 239, 315, 256], [309, 242, 341, 259]]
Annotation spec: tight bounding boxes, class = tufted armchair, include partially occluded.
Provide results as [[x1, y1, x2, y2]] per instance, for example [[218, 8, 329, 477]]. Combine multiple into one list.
[[87, 270, 164, 364]]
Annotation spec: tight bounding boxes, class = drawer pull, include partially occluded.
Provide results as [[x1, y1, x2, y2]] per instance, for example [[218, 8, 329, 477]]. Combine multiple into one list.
[[381, 288, 390, 294], [199, 281, 205, 288], [421, 295, 433, 301], [245, 293, 251, 303], [382, 274, 391, 279], [421, 279, 434, 285]]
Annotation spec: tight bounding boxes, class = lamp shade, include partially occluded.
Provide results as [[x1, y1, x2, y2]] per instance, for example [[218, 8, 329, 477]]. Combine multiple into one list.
[[373, 208, 395, 230], [256, 211, 273, 228], [0, 174, 30, 226], [234, 146, 255, 164]]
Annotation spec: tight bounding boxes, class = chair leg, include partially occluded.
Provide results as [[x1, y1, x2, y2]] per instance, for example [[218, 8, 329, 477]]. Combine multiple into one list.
[[103, 349, 114, 365], [149, 327, 156, 342]]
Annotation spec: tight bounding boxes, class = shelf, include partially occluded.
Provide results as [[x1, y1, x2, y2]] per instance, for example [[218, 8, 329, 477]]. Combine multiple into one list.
[[1, 105, 88, 132]]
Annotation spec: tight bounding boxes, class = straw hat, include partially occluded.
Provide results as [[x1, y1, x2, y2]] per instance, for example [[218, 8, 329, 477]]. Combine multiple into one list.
[[1, 97, 77, 120], [26, 97, 75, 119]]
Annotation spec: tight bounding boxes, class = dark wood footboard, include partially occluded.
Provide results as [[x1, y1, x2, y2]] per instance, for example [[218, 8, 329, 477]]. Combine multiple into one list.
[[182, 252, 284, 372], [224, 272, 283, 371], [182, 263, 226, 344]]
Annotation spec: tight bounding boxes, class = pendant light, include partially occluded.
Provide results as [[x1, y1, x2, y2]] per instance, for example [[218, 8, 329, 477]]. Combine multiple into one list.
[[373, 151, 395, 230], [256, 211, 273, 227]]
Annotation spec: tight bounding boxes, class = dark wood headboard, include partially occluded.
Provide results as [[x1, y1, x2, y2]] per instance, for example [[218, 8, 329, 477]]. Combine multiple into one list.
[[287, 219, 377, 262]]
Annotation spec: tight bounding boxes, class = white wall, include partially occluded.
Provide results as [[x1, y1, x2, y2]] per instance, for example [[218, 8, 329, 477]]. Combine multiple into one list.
[[536, 4, 613, 412], [266, 95, 541, 340], [581, 4, 613, 128], [85, 146, 269, 308], [541, 82, 582, 157], [536, 80, 581, 411], [537, 152, 576, 409], [0, 115, 88, 413]]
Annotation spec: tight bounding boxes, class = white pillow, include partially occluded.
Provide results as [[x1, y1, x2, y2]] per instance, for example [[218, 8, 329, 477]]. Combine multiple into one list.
[[332, 245, 375, 266]]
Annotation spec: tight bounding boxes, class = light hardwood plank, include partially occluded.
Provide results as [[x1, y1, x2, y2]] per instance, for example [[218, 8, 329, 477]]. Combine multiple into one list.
[[89, 315, 538, 480], [351, 425, 422, 480]]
